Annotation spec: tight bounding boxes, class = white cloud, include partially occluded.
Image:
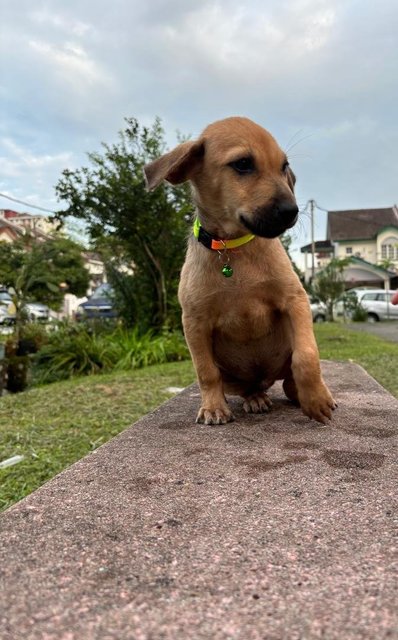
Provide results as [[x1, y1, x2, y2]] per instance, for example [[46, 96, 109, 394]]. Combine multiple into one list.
[[149, 2, 338, 79], [0, 137, 76, 211], [28, 39, 109, 86], [0, 0, 397, 241], [1, 138, 73, 173], [29, 8, 94, 38]]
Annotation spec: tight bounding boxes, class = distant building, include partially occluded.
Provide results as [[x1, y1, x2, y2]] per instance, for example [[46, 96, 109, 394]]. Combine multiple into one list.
[[0, 209, 57, 242], [301, 206, 398, 289]]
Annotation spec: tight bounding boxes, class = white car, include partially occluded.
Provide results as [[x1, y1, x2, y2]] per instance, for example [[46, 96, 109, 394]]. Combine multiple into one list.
[[25, 302, 50, 322], [308, 297, 327, 323], [345, 288, 398, 322], [0, 291, 16, 325], [0, 290, 50, 323]]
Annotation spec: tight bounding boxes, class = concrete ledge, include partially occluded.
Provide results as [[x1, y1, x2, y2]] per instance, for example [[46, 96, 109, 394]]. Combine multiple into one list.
[[1, 361, 398, 639]]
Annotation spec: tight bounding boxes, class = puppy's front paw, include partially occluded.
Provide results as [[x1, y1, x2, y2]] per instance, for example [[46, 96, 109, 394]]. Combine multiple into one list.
[[299, 383, 337, 424], [196, 405, 234, 425], [243, 391, 272, 414]]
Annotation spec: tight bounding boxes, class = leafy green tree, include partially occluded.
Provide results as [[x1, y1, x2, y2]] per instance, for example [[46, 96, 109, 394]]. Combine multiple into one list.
[[280, 233, 303, 280], [0, 234, 89, 335], [312, 257, 351, 321], [378, 258, 395, 271], [55, 118, 193, 330]]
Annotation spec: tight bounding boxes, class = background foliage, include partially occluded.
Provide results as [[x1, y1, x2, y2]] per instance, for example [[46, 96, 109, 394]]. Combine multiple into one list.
[[55, 118, 193, 330], [0, 235, 89, 309]]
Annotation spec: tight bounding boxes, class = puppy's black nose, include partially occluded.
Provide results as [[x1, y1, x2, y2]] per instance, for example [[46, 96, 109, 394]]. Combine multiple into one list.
[[276, 201, 299, 223]]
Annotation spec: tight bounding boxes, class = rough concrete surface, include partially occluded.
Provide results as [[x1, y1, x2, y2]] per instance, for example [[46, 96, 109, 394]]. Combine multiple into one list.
[[0, 361, 398, 640]]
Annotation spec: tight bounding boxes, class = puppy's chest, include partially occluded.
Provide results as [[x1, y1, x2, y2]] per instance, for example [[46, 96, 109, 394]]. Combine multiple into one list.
[[214, 292, 280, 340]]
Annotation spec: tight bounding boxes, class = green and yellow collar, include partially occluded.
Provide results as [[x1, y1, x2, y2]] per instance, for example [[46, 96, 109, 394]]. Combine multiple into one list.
[[193, 218, 255, 251]]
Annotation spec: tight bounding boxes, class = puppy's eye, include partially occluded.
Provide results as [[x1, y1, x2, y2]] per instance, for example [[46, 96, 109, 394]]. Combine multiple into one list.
[[228, 157, 255, 175], [282, 160, 290, 174]]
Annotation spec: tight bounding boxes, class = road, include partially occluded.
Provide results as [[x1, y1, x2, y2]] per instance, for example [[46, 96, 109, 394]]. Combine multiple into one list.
[[346, 321, 398, 343]]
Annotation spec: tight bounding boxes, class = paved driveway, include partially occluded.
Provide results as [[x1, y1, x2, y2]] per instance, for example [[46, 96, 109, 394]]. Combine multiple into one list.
[[346, 321, 398, 343]]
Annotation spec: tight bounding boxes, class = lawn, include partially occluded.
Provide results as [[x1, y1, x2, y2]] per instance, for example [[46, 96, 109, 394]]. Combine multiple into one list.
[[1, 323, 397, 512], [315, 323, 398, 398]]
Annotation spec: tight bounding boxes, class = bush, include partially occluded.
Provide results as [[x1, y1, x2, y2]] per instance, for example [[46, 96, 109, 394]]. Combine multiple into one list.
[[33, 323, 112, 384], [351, 305, 368, 322], [340, 291, 368, 322], [33, 323, 189, 385], [109, 327, 188, 370], [18, 323, 49, 354]]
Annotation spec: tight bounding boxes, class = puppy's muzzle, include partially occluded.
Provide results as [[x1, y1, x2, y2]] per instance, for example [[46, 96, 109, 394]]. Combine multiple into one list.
[[240, 200, 299, 239]]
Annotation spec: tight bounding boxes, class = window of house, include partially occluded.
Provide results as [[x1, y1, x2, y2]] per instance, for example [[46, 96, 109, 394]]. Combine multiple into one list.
[[381, 236, 398, 261], [345, 247, 352, 255]]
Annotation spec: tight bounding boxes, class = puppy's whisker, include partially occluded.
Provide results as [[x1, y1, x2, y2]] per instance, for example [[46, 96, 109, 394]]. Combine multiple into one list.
[[285, 132, 315, 156], [284, 129, 305, 151]]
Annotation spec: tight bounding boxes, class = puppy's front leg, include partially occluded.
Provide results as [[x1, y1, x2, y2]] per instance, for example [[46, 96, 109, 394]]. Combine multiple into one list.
[[288, 300, 336, 423], [183, 315, 234, 425]]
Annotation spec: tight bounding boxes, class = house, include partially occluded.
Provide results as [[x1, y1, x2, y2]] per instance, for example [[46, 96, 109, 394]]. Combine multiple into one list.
[[0, 209, 57, 242], [301, 206, 398, 289]]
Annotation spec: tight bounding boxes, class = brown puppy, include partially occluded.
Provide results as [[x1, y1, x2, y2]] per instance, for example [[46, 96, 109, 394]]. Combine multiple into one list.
[[144, 117, 336, 425]]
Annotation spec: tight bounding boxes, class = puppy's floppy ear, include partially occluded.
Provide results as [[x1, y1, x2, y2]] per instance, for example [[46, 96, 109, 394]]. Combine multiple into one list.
[[144, 140, 204, 191], [286, 166, 296, 193]]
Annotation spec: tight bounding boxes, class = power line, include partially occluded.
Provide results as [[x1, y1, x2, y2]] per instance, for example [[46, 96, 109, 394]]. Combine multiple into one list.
[[313, 201, 329, 213], [0, 192, 58, 215]]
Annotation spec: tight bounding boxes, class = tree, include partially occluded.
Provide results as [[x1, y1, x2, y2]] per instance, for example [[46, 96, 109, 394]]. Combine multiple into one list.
[[55, 118, 193, 330], [280, 233, 303, 280], [378, 258, 396, 272], [0, 234, 89, 335], [312, 258, 351, 321]]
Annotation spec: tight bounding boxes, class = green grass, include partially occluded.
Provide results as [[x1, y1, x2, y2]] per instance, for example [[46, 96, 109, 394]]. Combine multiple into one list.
[[314, 323, 398, 398], [1, 323, 397, 512]]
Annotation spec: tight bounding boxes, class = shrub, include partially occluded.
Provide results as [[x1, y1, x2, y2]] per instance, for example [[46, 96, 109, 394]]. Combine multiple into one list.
[[351, 305, 368, 322], [33, 324, 112, 384], [340, 291, 368, 322], [32, 323, 189, 385]]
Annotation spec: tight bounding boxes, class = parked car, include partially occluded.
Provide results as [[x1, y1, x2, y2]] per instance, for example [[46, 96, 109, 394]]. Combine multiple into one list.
[[0, 290, 12, 305], [75, 283, 117, 320], [341, 288, 398, 322], [24, 302, 50, 322], [0, 291, 16, 325], [308, 296, 327, 323], [0, 302, 16, 325], [0, 290, 50, 324]]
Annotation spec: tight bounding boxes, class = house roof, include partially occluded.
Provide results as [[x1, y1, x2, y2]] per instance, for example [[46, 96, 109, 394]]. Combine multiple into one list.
[[0, 208, 53, 242], [314, 255, 397, 280], [349, 255, 396, 276], [2, 209, 20, 219], [300, 240, 333, 254], [327, 206, 398, 241], [0, 217, 24, 240]]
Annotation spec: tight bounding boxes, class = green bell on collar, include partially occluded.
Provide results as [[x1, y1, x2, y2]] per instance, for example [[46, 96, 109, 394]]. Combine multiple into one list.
[[221, 264, 233, 278]]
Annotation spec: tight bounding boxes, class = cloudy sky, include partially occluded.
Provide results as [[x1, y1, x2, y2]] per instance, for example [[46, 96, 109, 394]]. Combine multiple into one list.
[[1, 0, 397, 263]]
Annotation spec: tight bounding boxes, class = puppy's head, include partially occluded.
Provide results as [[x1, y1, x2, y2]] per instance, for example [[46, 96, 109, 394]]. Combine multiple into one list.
[[144, 116, 298, 239]]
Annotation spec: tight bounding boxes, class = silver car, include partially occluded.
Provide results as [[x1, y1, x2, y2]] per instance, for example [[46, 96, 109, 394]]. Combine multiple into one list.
[[25, 302, 50, 322], [308, 297, 327, 323], [0, 290, 50, 324], [0, 291, 16, 325], [349, 288, 398, 322]]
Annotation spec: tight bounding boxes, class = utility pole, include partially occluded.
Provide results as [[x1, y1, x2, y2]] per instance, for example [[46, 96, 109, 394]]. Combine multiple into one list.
[[310, 199, 315, 281]]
